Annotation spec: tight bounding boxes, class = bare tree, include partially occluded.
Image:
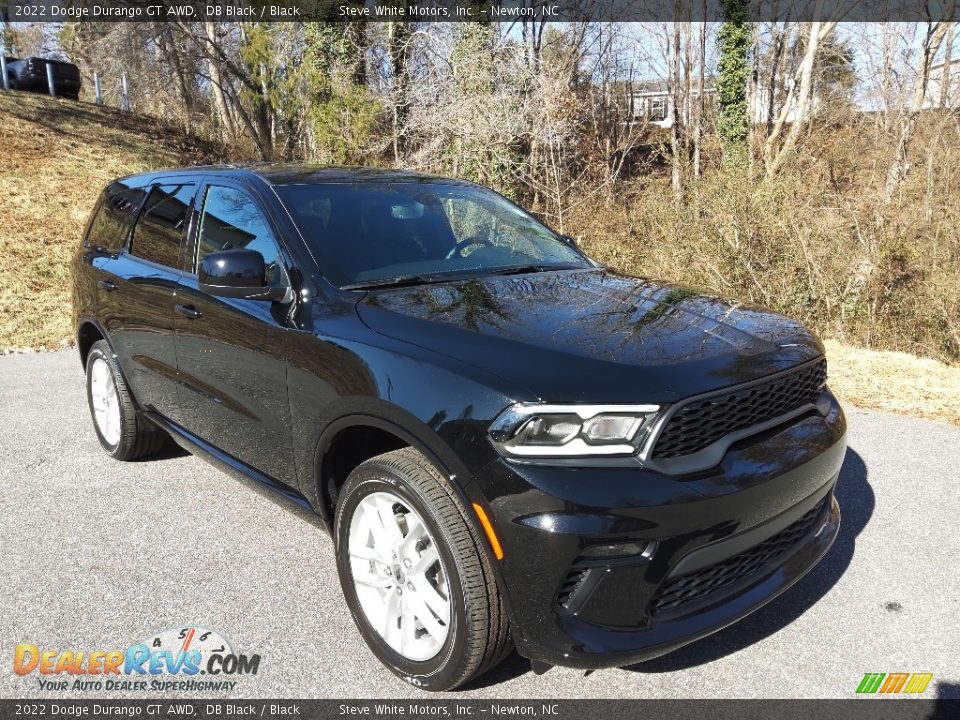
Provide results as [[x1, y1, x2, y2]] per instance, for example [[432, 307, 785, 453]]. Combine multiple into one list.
[[884, 5, 957, 202], [204, 21, 237, 141], [763, 17, 838, 176]]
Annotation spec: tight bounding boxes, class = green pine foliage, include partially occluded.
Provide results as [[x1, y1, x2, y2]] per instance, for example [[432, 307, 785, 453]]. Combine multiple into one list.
[[716, 0, 751, 159]]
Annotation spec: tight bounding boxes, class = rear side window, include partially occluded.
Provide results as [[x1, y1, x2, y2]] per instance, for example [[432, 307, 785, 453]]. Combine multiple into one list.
[[130, 184, 195, 268], [84, 182, 146, 253]]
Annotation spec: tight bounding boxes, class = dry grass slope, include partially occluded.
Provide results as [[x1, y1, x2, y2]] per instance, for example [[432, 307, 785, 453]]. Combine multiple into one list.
[[0, 91, 224, 350], [823, 340, 960, 426]]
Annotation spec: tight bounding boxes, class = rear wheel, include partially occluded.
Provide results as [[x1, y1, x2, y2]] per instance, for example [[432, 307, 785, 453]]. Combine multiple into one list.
[[334, 447, 511, 691], [85, 340, 167, 460]]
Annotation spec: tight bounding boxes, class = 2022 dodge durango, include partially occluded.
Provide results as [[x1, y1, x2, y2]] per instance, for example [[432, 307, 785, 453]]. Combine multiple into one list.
[[71, 165, 846, 690]]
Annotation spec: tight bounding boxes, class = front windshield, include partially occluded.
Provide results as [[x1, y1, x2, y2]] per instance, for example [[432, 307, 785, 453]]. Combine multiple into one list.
[[274, 181, 589, 287]]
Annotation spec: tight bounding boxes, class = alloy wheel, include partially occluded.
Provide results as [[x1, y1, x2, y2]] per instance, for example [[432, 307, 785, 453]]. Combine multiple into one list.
[[89, 357, 121, 446], [347, 491, 451, 662]]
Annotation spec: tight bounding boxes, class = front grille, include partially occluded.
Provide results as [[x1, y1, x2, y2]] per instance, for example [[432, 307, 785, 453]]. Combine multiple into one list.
[[649, 496, 829, 617], [651, 359, 827, 459]]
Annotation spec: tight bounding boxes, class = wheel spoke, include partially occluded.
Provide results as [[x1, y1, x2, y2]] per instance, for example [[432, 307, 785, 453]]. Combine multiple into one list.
[[382, 591, 402, 651], [405, 592, 446, 642], [412, 576, 450, 622], [349, 544, 390, 565], [374, 495, 404, 544], [409, 543, 439, 575], [104, 412, 114, 442], [353, 568, 393, 589], [399, 514, 428, 556], [400, 606, 418, 654], [361, 499, 394, 551], [91, 361, 105, 388]]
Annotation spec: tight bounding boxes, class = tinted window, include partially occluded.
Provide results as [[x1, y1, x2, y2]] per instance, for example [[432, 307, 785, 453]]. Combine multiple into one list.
[[85, 182, 146, 253], [274, 182, 587, 287], [197, 186, 283, 286], [130, 184, 194, 268]]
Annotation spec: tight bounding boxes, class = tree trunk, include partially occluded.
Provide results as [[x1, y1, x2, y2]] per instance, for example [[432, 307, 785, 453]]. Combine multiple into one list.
[[349, 22, 367, 87], [203, 21, 236, 140], [157, 24, 193, 131], [388, 21, 411, 163], [694, 18, 706, 178], [884, 11, 955, 202], [669, 23, 683, 197], [881, 21, 896, 132], [940, 22, 955, 108], [765, 14, 836, 176]]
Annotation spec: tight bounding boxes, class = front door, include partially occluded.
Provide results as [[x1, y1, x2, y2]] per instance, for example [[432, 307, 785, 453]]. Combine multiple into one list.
[[173, 181, 297, 485]]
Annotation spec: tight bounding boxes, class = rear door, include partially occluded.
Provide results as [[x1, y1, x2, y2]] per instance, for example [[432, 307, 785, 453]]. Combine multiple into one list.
[[106, 180, 197, 419], [173, 178, 297, 485]]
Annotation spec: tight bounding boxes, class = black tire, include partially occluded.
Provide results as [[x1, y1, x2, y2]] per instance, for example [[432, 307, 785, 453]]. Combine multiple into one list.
[[334, 447, 512, 691], [85, 340, 168, 461]]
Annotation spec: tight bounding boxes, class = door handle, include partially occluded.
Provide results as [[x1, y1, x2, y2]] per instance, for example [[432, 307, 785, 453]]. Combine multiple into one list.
[[175, 304, 202, 319], [98, 279, 118, 292]]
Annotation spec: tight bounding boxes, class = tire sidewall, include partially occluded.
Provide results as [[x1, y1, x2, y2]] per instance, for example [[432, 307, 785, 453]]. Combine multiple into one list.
[[334, 470, 469, 691]]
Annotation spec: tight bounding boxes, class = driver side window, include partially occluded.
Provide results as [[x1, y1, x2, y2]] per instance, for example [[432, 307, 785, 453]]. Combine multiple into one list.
[[197, 185, 284, 286]]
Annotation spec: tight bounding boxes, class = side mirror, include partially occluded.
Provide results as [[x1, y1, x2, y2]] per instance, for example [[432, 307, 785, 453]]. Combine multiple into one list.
[[199, 249, 286, 301], [560, 233, 579, 247]]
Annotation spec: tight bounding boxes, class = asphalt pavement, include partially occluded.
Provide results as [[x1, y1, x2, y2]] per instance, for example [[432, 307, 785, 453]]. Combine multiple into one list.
[[1, 350, 958, 699]]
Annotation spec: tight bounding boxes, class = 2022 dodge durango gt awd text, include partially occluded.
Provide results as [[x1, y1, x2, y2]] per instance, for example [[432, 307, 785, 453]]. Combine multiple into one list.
[[71, 166, 846, 691]]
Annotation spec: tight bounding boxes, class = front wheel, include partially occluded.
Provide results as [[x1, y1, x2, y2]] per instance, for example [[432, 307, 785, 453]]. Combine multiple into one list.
[[334, 448, 511, 691]]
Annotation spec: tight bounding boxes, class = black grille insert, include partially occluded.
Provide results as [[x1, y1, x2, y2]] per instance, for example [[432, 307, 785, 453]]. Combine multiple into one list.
[[651, 359, 827, 460], [556, 568, 590, 610], [649, 496, 829, 617]]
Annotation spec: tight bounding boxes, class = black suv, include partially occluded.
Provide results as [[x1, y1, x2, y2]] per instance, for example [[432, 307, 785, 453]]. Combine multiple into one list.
[[72, 166, 846, 690], [5, 57, 81, 99]]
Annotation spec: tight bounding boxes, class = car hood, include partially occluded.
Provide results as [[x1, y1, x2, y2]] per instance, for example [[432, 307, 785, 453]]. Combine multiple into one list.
[[356, 268, 824, 404]]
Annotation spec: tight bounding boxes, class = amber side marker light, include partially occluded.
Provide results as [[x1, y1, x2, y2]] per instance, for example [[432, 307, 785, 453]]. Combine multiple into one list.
[[472, 502, 505, 560]]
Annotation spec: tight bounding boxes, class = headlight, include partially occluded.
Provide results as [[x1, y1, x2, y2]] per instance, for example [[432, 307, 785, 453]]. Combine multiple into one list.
[[489, 403, 661, 458]]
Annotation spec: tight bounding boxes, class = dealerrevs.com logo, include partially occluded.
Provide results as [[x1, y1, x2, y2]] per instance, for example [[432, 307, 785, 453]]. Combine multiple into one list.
[[13, 625, 261, 693]]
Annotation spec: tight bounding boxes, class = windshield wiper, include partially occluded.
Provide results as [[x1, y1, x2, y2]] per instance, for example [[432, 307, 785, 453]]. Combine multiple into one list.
[[483, 264, 578, 276], [342, 264, 579, 290], [341, 274, 454, 290]]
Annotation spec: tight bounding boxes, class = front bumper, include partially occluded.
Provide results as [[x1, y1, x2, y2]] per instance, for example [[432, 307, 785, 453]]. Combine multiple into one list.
[[473, 392, 846, 668]]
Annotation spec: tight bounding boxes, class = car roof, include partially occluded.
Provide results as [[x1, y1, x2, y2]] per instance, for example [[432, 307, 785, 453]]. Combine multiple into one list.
[[122, 164, 473, 188]]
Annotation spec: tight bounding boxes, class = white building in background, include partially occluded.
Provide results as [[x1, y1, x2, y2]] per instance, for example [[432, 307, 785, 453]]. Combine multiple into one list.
[[628, 80, 716, 129], [628, 80, 810, 129], [629, 60, 958, 130]]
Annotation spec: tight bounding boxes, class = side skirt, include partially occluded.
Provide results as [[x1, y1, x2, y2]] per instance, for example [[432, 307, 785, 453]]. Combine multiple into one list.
[[143, 410, 318, 515]]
